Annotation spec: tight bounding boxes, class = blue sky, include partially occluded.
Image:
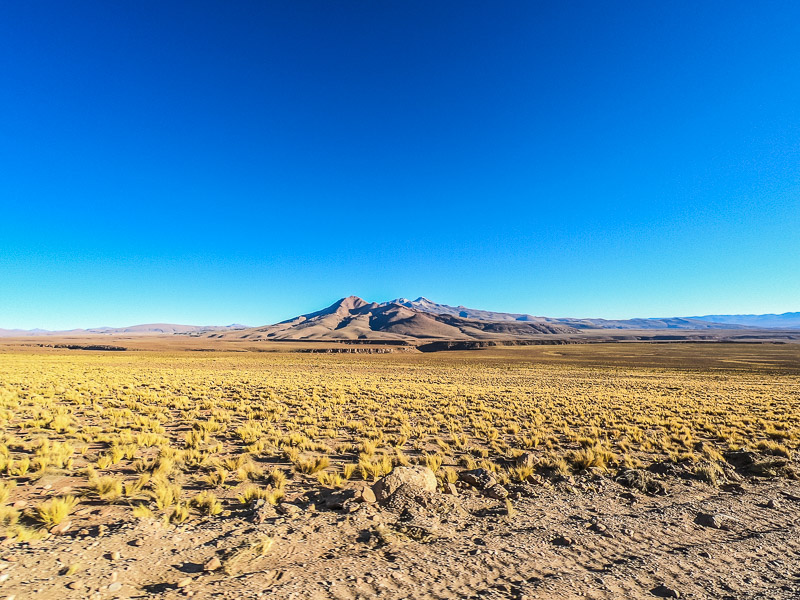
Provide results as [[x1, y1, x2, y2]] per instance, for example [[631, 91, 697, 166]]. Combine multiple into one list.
[[1, 1, 798, 328]]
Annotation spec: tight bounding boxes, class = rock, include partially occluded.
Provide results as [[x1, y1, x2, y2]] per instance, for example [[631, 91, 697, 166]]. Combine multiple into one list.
[[515, 452, 537, 469], [276, 503, 301, 516], [766, 499, 778, 509], [694, 512, 735, 530], [651, 583, 680, 598], [552, 535, 574, 547], [11, 501, 26, 510], [343, 500, 360, 513], [132, 538, 144, 546], [67, 581, 84, 590], [107, 582, 122, 593], [203, 557, 222, 572], [356, 486, 376, 503], [458, 468, 496, 491], [589, 521, 608, 534], [177, 577, 193, 588], [110, 551, 121, 561], [49, 520, 71, 536], [443, 483, 458, 496], [484, 484, 509, 500], [252, 504, 275, 524], [372, 466, 437, 502], [392, 517, 439, 542]]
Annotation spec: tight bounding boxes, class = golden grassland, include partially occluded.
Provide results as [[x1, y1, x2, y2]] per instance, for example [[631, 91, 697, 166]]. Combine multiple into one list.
[[0, 343, 797, 540]]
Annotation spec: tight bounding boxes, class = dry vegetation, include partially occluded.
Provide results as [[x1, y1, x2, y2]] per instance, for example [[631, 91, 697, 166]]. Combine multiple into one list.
[[0, 343, 798, 542]]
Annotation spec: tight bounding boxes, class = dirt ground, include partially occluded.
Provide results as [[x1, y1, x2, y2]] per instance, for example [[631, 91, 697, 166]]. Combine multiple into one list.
[[2, 468, 799, 600]]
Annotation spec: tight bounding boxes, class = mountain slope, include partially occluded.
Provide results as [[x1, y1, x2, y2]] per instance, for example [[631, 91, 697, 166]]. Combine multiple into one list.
[[213, 296, 578, 341], [387, 298, 753, 330]]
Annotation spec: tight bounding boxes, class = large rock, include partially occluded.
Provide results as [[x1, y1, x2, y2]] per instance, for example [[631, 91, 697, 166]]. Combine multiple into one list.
[[372, 466, 437, 502]]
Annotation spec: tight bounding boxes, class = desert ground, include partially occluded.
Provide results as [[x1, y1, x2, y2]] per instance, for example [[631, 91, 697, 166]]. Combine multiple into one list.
[[0, 340, 798, 599]]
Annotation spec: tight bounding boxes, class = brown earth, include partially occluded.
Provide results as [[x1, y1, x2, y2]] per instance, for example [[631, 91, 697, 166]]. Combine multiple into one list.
[[2, 468, 799, 599]]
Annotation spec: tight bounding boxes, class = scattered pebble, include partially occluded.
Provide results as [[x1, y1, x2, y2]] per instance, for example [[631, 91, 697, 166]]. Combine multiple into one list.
[[203, 557, 222, 572]]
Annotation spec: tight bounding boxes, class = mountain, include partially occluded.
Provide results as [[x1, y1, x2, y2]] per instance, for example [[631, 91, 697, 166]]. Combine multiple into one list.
[[386, 298, 752, 330], [210, 296, 578, 341], [390, 297, 550, 323], [691, 312, 800, 329], [0, 324, 248, 337]]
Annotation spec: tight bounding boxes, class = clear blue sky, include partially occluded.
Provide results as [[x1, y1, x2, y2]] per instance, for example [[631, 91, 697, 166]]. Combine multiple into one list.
[[1, 1, 798, 329]]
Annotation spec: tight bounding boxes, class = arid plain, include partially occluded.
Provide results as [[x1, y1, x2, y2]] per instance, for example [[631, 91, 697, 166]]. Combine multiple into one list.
[[0, 339, 798, 600]]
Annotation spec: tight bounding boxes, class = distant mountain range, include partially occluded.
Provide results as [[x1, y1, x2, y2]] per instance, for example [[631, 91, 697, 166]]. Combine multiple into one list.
[[3, 298, 798, 340], [390, 298, 760, 331], [690, 312, 800, 329], [208, 296, 800, 343], [0, 323, 248, 338]]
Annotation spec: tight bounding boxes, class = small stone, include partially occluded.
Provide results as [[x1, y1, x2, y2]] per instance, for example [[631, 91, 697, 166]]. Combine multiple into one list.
[[49, 520, 72, 536], [484, 484, 509, 500], [444, 483, 458, 496], [78, 529, 90, 537], [133, 538, 144, 546], [694, 512, 735, 530], [11, 501, 26, 510], [515, 452, 537, 469], [107, 582, 122, 593], [110, 551, 121, 561], [459, 468, 496, 491], [552, 536, 574, 547], [177, 577, 193, 588], [766, 499, 778, 509], [276, 503, 301, 516], [651, 583, 680, 598], [110, 571, 118, 582], [252, 504, 275, 524], [203, 557, 222, 572], [356, 486, 376, 504], [590, 522, 608, 534], [67, 581, 84, 590]]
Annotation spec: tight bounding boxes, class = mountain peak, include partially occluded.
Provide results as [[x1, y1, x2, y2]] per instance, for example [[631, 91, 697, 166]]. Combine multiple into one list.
[[335, 296, 368, 310]]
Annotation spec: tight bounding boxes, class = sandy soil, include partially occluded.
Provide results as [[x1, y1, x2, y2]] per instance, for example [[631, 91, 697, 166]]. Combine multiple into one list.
[[2, 471, 798, 600]]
